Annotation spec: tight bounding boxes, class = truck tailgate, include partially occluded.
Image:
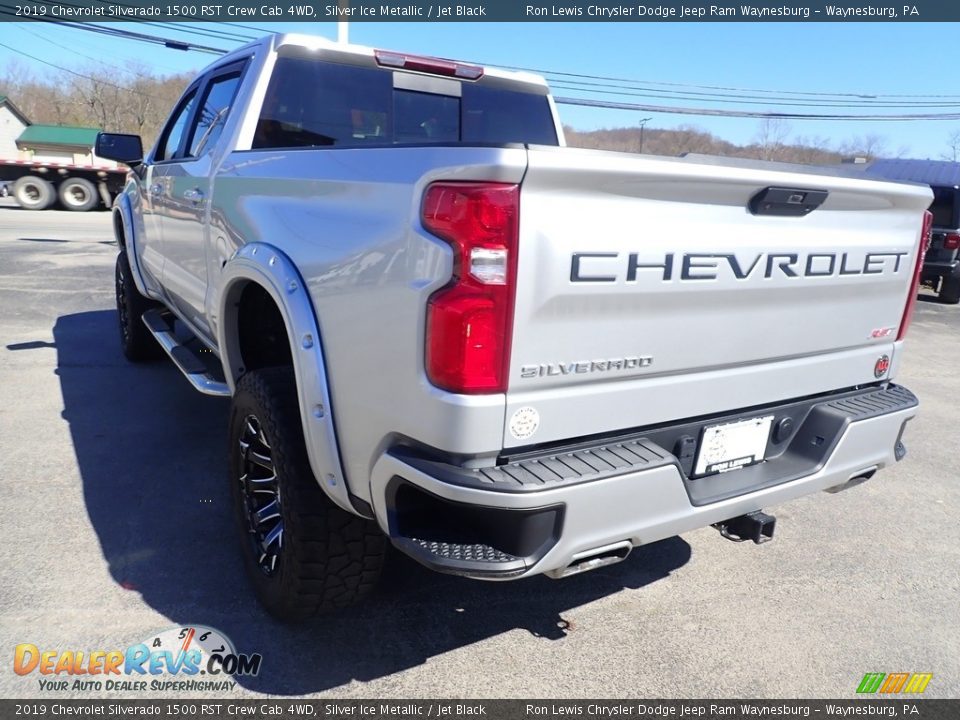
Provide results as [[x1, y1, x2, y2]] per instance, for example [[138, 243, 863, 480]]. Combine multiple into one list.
[[505, 148, 931, 448]]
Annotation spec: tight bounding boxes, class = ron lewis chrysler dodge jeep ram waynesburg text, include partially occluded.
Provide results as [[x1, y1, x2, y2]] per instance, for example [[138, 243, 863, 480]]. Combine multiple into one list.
[[96, 33, 931, 620]]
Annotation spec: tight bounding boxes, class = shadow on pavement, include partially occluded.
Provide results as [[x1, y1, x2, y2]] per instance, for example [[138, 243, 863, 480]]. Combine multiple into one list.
[[54, 309, 691, 696]]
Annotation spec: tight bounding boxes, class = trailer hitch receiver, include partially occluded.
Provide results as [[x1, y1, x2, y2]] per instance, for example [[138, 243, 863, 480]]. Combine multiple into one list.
[[714, 511, 776, 544]]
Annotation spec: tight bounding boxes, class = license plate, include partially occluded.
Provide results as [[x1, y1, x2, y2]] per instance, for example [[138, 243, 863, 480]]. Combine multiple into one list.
[[694, 415, 774, 476]]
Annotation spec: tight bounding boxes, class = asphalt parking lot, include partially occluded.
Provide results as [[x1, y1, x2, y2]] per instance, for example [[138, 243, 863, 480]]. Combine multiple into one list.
[[0, 203, 958, 700]]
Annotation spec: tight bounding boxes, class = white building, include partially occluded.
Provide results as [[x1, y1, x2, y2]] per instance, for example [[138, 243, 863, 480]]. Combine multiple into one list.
[[0, 96, 30, 160]]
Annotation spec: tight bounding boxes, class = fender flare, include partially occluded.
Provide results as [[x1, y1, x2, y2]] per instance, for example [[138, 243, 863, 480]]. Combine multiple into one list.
[[218, 243, 356, 514], [113, 194, 150, 298]]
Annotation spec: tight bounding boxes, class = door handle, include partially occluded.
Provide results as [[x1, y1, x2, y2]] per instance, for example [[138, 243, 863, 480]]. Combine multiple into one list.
[[149, 183, 163, 196], [183, 188, 204, 204]]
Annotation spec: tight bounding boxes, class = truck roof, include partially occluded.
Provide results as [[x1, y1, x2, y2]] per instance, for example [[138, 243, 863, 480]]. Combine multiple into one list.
[[864, 158, 960, 189]]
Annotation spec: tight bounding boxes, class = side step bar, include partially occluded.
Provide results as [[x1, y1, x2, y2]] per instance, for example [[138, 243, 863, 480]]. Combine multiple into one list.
[[142, 309, 230, 397]]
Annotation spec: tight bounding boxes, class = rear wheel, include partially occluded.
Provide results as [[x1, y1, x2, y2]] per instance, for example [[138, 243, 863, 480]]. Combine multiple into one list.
[[115, 251, 161, 361], [940, 276, 960, 304], [229, 367, 385, 621], [13, 175, 55, 210], [58, 177, 99, 212]]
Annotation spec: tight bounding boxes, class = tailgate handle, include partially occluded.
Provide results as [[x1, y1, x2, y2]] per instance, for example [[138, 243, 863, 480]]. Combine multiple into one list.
[[749, 187, 828, 217]]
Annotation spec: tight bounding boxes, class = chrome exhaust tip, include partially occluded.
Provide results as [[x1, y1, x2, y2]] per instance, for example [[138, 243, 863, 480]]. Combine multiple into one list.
[[546, 540, 632, 579]]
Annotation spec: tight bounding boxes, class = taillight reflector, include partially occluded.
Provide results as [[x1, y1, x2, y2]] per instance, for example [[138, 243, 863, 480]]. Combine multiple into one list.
[[898, 210, 932, 341], [423, 183, 519, 393], [374, 50, 483, 80], [944, 232, 960, 251]]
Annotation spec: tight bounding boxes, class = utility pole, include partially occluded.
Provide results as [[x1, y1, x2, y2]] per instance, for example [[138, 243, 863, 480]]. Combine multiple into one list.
[[638, 117, 652, 154], [337, 0, 349, 43]]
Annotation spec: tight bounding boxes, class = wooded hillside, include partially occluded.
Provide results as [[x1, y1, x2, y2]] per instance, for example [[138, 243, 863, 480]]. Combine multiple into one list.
[[1, 62, 905, 163]]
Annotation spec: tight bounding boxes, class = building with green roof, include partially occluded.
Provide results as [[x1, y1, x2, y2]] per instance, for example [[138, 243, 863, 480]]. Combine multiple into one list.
[[16, 124, 102, 153]]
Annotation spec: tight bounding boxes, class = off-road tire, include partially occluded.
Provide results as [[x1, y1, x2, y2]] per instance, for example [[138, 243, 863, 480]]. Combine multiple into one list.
[[940, 276, 960, 304], [115, 251, 161, 361], [58, 177, 99, 212], [13, 175, 55, 210], [228, 367, 386, 621]]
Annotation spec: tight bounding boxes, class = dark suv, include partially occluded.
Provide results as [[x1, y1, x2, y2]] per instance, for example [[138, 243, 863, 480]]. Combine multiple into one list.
[[865, 159, 960, 304]]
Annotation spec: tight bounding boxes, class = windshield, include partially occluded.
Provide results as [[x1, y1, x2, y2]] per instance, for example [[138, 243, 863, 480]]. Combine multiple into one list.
[[252, 55, 559, 150]]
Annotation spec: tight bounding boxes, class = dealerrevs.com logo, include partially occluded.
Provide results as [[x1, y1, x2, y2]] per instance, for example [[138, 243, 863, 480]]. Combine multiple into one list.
[[14, 625, 262, 692], [856, 672, 933, 694]]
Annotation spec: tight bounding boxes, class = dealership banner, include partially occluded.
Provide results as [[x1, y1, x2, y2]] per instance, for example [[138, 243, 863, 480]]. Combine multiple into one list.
[[0, 0, 957, 22], [2, 700, 960, 719]]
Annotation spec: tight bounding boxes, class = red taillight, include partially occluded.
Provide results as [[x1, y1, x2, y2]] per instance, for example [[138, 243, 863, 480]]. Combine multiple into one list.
[[423, 182, 519, 394], [944, 232, 960, 251], [374, 49, 483, 80], [897, 210, 932, 341]]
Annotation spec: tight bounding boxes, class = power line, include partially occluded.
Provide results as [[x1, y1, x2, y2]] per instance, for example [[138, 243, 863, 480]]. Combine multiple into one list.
[[141, 21, 258, 44], [17, 24, 175, 78], [0, 37, 168, 102], [9, 20, 960, 123], [10, 10, 959, 107], [544, 76, 960, 108], [548, 82, 960, 110], [53, 20, 226, 54], [84, 0, 265, 39], [22, 0, 228, 54], [553, 96, 960, 122], [473, 58, 960, 101]]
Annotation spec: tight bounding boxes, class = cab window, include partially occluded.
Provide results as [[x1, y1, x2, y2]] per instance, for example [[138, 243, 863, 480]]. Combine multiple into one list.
[[188, 70, 244, 157]]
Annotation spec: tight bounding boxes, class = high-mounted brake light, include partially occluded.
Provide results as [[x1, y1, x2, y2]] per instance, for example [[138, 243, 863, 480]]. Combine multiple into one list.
[[944, 232, 960, 251], [897, 210, 932, 341], [423, 183, 519, 394], [374, 49, 484, 80]]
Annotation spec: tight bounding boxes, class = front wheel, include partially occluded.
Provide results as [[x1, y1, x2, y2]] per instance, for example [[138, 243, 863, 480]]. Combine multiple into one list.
[[228, 367, 386, 621], [115, 251, 161, 361]]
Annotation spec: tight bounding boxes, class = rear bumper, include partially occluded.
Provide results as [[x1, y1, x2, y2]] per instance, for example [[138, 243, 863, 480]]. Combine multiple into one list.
[[370, 384, 917, 580]]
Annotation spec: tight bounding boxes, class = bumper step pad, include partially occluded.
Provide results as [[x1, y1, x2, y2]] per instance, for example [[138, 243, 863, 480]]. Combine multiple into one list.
[[392, 537, 528, 578]]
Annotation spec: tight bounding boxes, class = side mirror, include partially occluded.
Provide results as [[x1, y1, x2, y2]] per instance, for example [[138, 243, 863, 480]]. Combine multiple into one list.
[[95, 132, 143, 166]]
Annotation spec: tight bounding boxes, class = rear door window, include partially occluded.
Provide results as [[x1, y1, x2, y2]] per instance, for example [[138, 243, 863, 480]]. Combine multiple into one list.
[[252, 56, 558, 150]]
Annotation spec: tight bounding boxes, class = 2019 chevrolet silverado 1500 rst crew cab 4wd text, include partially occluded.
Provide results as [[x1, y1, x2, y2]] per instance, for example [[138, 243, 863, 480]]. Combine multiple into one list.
[[97, 33, 931, 621]]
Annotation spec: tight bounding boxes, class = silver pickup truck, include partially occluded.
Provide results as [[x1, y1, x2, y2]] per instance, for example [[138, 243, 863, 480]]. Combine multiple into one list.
[[97, 33, 931, 621]]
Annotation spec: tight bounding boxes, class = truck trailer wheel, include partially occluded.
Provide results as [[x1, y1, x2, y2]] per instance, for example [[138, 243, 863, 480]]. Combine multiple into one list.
[[115, 251, 161, 361], [58, 177, 99, 212], [228, 367, 385, 621], [940, 276, 960, 304], [12, 176, 55, 210]]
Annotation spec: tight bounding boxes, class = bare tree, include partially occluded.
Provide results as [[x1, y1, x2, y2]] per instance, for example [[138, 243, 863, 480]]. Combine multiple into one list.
[[942, 130, 960, 162], [0, 60, 192, 148], [786, 135, 839, 165], [753, 118, 791, 161], [657, 124, 719, 156], [840, 133, 889, 161]]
